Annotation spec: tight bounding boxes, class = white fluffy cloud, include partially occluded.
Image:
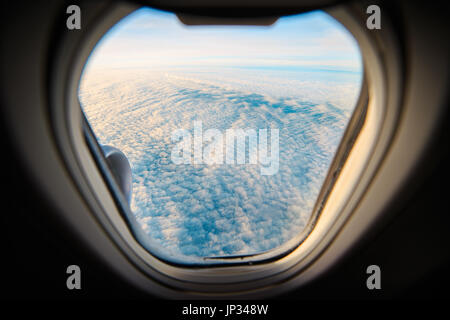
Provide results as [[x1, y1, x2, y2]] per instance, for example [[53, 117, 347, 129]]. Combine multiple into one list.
[[79, 66, 361, 261]]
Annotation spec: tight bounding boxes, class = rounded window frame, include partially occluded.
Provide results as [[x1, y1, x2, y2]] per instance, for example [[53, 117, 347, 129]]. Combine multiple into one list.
[[49, 1, 402, 298]]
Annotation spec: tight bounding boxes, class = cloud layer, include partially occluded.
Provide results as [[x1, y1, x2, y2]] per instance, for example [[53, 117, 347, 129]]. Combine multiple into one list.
[[79, 66, 361, 261]]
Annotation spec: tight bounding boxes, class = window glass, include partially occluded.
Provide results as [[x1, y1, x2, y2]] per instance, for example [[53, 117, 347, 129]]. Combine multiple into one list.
[[78, 8, 363, 261]]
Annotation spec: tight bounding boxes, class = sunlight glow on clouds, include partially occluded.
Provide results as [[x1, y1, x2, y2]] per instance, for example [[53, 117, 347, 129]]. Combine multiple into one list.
[[79, 8, 363, 262]]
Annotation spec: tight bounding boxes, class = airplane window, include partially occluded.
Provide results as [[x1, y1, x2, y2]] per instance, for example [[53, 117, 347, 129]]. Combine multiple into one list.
[[78, 7, 363, 263]]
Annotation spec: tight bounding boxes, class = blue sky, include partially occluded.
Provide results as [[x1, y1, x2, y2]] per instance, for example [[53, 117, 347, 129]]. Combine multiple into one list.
[[86, 7, 362, 72]]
